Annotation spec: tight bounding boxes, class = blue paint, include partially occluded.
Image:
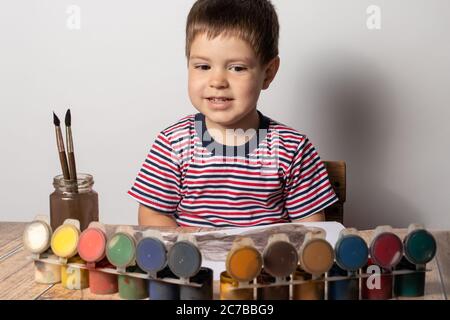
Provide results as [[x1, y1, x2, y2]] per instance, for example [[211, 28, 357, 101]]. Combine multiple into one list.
[[335, 234, 368, 272], [136, 237, 167, 273], [148, 267, 180, 300], [327, 263, 359, 300]]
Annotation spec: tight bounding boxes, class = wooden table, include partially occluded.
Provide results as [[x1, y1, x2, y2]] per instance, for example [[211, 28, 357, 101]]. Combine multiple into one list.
[[0, 222, 448, 300]]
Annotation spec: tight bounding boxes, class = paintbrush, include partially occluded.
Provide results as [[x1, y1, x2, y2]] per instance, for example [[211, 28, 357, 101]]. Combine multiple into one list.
[[53, 112, 70, 180], [65, 109, 78, 192]]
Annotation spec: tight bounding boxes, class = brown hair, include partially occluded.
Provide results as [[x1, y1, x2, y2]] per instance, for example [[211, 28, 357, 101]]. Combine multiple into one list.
[[186, 0, 279, 66]]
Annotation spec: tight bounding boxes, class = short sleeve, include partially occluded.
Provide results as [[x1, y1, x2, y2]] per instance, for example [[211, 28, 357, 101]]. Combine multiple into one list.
[[127, 131, 182, 214], [284, 137, 338, 220]]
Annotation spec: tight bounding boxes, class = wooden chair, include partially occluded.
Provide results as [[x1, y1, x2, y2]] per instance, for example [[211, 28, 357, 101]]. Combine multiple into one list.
[[322, 161, 346, 224]]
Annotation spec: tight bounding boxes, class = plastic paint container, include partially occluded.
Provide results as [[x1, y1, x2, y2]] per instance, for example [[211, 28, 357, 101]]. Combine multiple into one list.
[[327, 263, 359, 300], [168, 240, 202, 280], [77, 222, 107, 267], [88, 259, 118, 295], [180, 267, 213, 300], [256, 269, 290, 300], [328, 229, 368, 300], [148, 267, 180, 300], [34, 253, 61, 284], [361, 258, 393, 300], [51, 219, 81, 263], [118, 266, 149, 300], [294, 231, 333, 300], [394, 257, 426, 297], [403, 225, 436, 266], [136, 236, 167, 275], [106, 230, 136, 272], [262, 234, 298, 279], [334, 229, 368, 272], [220, 271, 254, 300], [369, 226, 403, 270], [298, 231, 334, 276], [394, 224, 436, 297], [61, 256, 89, 290], [292, 267, 325, 300], [226, 238, 262, 283], [23, 217, 52, 256]]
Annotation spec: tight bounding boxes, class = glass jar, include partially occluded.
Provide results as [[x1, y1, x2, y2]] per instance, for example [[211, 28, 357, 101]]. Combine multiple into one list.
[[50, 173, 99, 231]]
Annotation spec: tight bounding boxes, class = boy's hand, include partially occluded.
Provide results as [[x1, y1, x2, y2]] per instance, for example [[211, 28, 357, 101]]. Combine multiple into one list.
[[138, 204, 179, 227]]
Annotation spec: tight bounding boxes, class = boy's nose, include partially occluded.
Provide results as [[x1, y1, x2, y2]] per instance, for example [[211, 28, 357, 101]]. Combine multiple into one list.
[[209, 71, 229, 89]]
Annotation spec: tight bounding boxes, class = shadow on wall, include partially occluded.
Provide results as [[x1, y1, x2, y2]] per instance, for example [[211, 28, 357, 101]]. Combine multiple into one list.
[[299, 51, 422, 229]]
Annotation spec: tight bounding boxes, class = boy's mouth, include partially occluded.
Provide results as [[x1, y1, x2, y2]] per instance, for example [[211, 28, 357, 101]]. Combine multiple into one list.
[[206, 97, 234, 102]]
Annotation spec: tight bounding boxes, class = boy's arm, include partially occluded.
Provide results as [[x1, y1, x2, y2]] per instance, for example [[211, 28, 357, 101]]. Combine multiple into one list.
[[138, 204, 178, 227], [291, 210, 325, 222]]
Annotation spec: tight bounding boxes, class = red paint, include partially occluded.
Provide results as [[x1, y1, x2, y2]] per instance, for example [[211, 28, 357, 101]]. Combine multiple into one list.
[[89, 259, 118, 295], [78, 227, 106, 263], [370, 232, 403, 269]]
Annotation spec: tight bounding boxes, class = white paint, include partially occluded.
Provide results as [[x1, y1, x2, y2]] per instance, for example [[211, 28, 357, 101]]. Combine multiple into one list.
[[24, 222, 50, 252]]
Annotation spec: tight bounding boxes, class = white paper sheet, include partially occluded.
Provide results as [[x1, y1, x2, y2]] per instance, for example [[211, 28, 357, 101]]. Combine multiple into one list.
[[193, 221, 345, 280]]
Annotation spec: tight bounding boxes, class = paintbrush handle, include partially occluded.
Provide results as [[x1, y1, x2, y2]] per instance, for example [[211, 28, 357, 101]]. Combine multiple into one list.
[[68, 152, 77, 180], [55, 126, 70, 180], [59, 151, 71, 180], [68, 152, 78, 192]]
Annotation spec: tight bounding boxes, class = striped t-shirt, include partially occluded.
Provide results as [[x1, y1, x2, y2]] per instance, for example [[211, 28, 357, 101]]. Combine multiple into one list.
[[128, 111, 338, 227]]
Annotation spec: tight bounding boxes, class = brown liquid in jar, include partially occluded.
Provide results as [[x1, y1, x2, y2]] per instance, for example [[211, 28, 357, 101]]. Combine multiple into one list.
[[50, 173, 99, 231]]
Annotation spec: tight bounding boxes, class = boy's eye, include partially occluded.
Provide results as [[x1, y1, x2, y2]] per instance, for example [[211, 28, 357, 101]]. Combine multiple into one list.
[[230, 66, 247, 72], [194, 65, 210, 71]]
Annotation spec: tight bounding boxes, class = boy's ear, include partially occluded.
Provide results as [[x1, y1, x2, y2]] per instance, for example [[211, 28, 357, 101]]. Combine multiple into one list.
[[262, 56, 280, 90]]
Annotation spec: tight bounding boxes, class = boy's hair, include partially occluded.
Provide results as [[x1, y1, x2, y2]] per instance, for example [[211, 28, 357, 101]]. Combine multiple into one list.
[[186, 0, 279, 66]]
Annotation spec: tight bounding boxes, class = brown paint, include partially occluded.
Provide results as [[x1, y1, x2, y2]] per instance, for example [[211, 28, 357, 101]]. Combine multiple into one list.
[[263, 241, 298, 278], [300, 239, 334, 275]]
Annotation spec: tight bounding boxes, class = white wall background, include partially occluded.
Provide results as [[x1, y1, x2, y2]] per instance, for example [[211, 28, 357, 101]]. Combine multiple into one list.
[[0, 0, 449, 229]]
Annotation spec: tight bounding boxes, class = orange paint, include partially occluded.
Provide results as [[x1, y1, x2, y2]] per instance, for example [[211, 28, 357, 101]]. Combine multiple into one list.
[[226, 246, 262, 282]]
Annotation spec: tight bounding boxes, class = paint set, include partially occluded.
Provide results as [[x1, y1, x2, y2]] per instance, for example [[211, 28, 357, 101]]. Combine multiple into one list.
[[217, 226, 436, 300], [23, 218, 212, 300], [23, 217, 437, 300]]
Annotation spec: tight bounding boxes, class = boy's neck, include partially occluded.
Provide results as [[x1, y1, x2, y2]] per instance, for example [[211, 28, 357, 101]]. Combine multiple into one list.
[[204, 109, 260, 147]]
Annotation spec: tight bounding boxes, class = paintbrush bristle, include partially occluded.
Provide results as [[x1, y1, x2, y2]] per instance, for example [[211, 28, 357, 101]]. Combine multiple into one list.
[[65, 109, 71, 127], [53, 112, 60, 126]]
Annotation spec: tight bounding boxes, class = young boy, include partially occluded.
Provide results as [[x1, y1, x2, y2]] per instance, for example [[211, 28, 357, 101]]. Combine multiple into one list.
[[128, 0, 338, 227]]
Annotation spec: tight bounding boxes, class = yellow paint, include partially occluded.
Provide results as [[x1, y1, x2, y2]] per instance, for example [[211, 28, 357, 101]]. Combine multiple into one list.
[[51, 225, 79, 258], [61, 256, 89, 290]]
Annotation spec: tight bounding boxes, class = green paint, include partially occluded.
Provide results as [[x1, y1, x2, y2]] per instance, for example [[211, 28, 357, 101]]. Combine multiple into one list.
[[405, 229, 436, 265], [118, 275, 148, 300], [394, 257, 425, 297], [106, 233, 135, 268]]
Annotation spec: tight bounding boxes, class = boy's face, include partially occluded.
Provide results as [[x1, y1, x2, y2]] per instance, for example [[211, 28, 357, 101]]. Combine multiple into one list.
[[188, 33, 279, 128]]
